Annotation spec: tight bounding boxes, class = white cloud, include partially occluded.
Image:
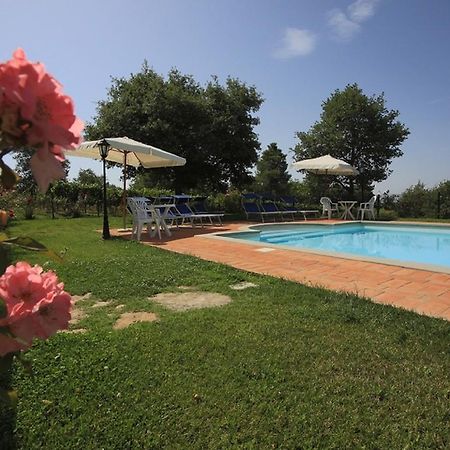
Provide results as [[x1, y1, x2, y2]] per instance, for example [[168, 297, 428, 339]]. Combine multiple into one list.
[[429, 95, 450, 105], [274, 27, 317, 59], [328, 0, 380, 42], [327, 9, 361, 41], [348, 0, 379, 23]]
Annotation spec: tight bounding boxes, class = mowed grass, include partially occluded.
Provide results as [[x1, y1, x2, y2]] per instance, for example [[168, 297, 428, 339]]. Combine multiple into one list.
[[3, 217, 450, 449]]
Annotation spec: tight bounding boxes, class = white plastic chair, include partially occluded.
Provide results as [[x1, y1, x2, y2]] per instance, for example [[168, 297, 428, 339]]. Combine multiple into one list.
[[127, 197, 159, 240], [357, 195, 377, 220], [320, 197, 339, 219]]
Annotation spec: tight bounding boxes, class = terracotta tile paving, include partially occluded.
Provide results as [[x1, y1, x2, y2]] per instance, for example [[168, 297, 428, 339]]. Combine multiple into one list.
[[112, 221, 450, 321]]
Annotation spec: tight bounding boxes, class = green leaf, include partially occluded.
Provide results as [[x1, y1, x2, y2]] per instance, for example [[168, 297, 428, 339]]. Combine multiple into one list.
[[0, 388, 18, 408], [2, 236, 47, 251], [0, 160, 20, 190], [0, 233, 8, 242], [1, 236, 64, 263]]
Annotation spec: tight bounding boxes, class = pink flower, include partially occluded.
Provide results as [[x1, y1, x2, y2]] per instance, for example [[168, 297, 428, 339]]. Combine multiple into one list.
[[0, 48, 84, 192], [30, 145, 66, 192], [0, 261, 46, 310], [32, 292, 72, 339], [0, 262, 72, 356], [7, 311, 38, 347]]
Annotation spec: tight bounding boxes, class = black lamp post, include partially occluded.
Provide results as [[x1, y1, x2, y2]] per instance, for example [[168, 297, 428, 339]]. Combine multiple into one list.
[[98, 139, 111, 240]]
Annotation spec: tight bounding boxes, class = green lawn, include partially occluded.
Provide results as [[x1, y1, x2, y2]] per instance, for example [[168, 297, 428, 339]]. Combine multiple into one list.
[[2, 217, 450, 449], [399, 217, 450, 223]]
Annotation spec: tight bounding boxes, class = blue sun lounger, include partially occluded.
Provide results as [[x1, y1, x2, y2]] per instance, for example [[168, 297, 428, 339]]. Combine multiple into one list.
[[242, 194, 282, 222], [279, 195, 319, 221]]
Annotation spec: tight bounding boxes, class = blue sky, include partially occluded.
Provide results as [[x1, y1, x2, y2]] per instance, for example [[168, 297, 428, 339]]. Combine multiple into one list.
[[1, 0, 449, 194]]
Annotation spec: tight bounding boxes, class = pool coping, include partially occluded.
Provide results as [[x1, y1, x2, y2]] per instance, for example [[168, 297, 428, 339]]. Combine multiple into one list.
[[201, 220, 450, 275]]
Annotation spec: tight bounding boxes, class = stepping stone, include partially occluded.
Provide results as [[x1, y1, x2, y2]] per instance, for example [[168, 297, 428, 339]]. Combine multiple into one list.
[[61, 328, 88, 334], [113, 312, 159, 330], [72, 292, 92, 304], [92, 301, 112, 308], [230, 281, 258, 290], [69, 308, 86, 325], [151, 291, 232, 311]]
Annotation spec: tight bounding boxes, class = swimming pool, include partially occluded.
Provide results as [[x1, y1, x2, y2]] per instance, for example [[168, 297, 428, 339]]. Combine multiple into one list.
[[217, 223, 450, 272]]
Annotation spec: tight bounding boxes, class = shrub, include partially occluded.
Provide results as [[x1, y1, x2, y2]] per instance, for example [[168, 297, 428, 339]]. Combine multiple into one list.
[[397, 182, 433, 217], [208, 190, 242, 214], [432, 180, 450, 219], [377, 208, 398, 221]]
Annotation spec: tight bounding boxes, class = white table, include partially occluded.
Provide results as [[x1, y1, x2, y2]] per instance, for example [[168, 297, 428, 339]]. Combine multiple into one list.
[[148, 204, 174, 238], [338, 201, 357, 220]]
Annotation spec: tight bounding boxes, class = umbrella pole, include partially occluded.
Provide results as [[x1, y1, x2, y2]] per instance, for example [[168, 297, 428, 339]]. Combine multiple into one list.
[[122, 152, 127, 230]]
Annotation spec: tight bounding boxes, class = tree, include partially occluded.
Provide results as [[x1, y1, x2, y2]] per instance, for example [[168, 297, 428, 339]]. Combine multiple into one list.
[[433, 180, 450, 219], [293, 84, 409, 198], [397, 181, 433, 217], [13, 149, 35, 194], [14, 150, 70, 194], [75, 168, 101, 185], [254, 143, 290, 195], [85, 64, 263, 193]]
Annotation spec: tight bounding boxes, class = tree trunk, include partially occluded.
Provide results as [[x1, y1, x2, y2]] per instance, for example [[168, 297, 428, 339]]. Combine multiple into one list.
[[349, 179, 355, 198], [51, 194, 55, 219]]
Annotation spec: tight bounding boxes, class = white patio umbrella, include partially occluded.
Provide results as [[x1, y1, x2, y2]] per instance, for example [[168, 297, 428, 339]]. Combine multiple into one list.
[[65, 137, 186, 230], [292, 154, 359, 176]]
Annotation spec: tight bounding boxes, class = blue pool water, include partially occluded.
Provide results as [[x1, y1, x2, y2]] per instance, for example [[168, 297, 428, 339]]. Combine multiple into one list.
[[223, 224, 450, 269]]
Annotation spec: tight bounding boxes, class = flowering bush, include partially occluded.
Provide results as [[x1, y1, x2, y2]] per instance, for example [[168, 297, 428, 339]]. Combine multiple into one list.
[[0, 48, 83, 192], [0, 49, 81, 407], [0, 262, 71, 356]]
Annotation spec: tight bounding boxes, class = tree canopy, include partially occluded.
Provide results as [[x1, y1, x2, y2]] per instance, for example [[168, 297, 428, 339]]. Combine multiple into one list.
[[254, 143, 291, 195], [14, 150, 70, 194], [85, 64, 263, 193], [293, 83, 409, 198], [75, 168, 102, 185], [13, 149, 35, 194]]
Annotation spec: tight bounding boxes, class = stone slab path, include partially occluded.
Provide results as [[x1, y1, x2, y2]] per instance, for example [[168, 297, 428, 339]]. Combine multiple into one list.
[[113, 222, 450, 321]]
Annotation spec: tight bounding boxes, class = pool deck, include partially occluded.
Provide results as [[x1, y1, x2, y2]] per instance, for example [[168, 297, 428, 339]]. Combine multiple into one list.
[[113, 221, 450, 321]]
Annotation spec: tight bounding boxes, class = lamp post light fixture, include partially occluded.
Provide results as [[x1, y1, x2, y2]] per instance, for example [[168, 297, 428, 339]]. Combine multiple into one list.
[[98, 139, 111, 240]]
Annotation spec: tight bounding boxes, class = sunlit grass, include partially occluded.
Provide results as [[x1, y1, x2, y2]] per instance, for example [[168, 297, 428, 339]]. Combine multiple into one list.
[[3, 217, 450, 449]]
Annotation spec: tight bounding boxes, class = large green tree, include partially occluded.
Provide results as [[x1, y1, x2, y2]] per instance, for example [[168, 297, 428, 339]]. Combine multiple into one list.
[[85, 64, 263, 193], [254, 143, 291, 195], [13, 149, 35, 194], [293, 84, 409, 198], [14, 150, 70, 194], [75, 168, 101, 185]]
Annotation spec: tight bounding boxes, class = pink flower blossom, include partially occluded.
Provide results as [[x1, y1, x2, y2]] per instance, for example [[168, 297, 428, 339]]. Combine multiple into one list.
[[32, 292, 72, 340], [0, 262, 72, 357], [0, 48, 84, 192], [30, 145, 66, 192], [0, 261, 46, 310]]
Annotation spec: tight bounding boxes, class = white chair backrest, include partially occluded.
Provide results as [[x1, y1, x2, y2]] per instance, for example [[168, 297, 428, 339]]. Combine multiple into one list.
[[320, 197, 332, 211], [127, 197, 152, 220], [367, 195, 377, 208]]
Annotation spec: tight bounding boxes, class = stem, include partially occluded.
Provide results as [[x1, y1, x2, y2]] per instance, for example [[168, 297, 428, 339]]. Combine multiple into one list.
[[0, 353, 14, 392]]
